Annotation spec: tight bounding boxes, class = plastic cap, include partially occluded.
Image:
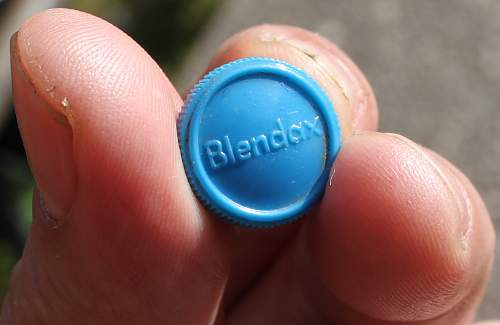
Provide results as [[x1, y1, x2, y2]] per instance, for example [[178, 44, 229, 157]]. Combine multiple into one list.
[[178, 57, 341, 227]]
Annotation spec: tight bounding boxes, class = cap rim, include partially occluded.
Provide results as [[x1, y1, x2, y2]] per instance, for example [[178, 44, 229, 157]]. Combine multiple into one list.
[[178, 57, 341, 227]]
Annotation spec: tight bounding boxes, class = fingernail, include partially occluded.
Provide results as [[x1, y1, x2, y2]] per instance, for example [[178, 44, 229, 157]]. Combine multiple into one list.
[[422, 147, 473, 249], [11, 32, 77, 221], [384, 133, 472, 248]]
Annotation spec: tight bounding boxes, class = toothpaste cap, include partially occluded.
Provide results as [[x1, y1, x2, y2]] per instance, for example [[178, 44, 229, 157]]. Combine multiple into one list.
[[178, 57, 341, 227]]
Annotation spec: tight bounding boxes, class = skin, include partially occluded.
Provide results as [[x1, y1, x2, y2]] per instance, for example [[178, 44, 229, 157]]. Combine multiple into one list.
[[0, 8, 498, 325]]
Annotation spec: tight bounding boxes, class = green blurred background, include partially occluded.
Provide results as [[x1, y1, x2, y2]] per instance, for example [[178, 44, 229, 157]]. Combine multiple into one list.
[[0, 0, 221, 301]]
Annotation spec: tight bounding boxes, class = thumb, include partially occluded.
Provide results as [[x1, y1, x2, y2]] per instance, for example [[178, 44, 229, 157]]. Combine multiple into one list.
[[2, 8, 228, 324]]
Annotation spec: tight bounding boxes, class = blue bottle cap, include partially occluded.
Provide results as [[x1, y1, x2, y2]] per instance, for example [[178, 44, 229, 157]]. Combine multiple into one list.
[[178, 57, 341, 227]]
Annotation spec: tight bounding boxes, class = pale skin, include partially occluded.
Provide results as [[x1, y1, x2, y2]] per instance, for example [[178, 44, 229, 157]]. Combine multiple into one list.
[[0, 8, 498, 325]]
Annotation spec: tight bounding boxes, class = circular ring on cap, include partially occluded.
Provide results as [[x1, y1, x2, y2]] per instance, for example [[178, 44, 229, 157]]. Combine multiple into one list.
[[178, 57, 341, 227]]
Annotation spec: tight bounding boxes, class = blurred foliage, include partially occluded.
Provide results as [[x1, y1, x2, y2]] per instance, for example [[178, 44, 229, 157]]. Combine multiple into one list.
[[0, 0, 9, 13], [0, 241, 17, 297], [67, 0, 221, 76], [0, 149, 33, 236], [0, 0, 221, 298], [0, 118, 34, 296]]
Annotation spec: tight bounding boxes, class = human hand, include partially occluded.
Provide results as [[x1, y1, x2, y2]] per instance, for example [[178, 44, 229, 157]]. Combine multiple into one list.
[[0, 8, 497, 325]]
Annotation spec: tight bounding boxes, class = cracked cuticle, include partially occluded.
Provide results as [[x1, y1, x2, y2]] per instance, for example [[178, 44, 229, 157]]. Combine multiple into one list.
[[11, 31, 72, 128], [38, 193, 64, 229], [277, 38, 351, 106]]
